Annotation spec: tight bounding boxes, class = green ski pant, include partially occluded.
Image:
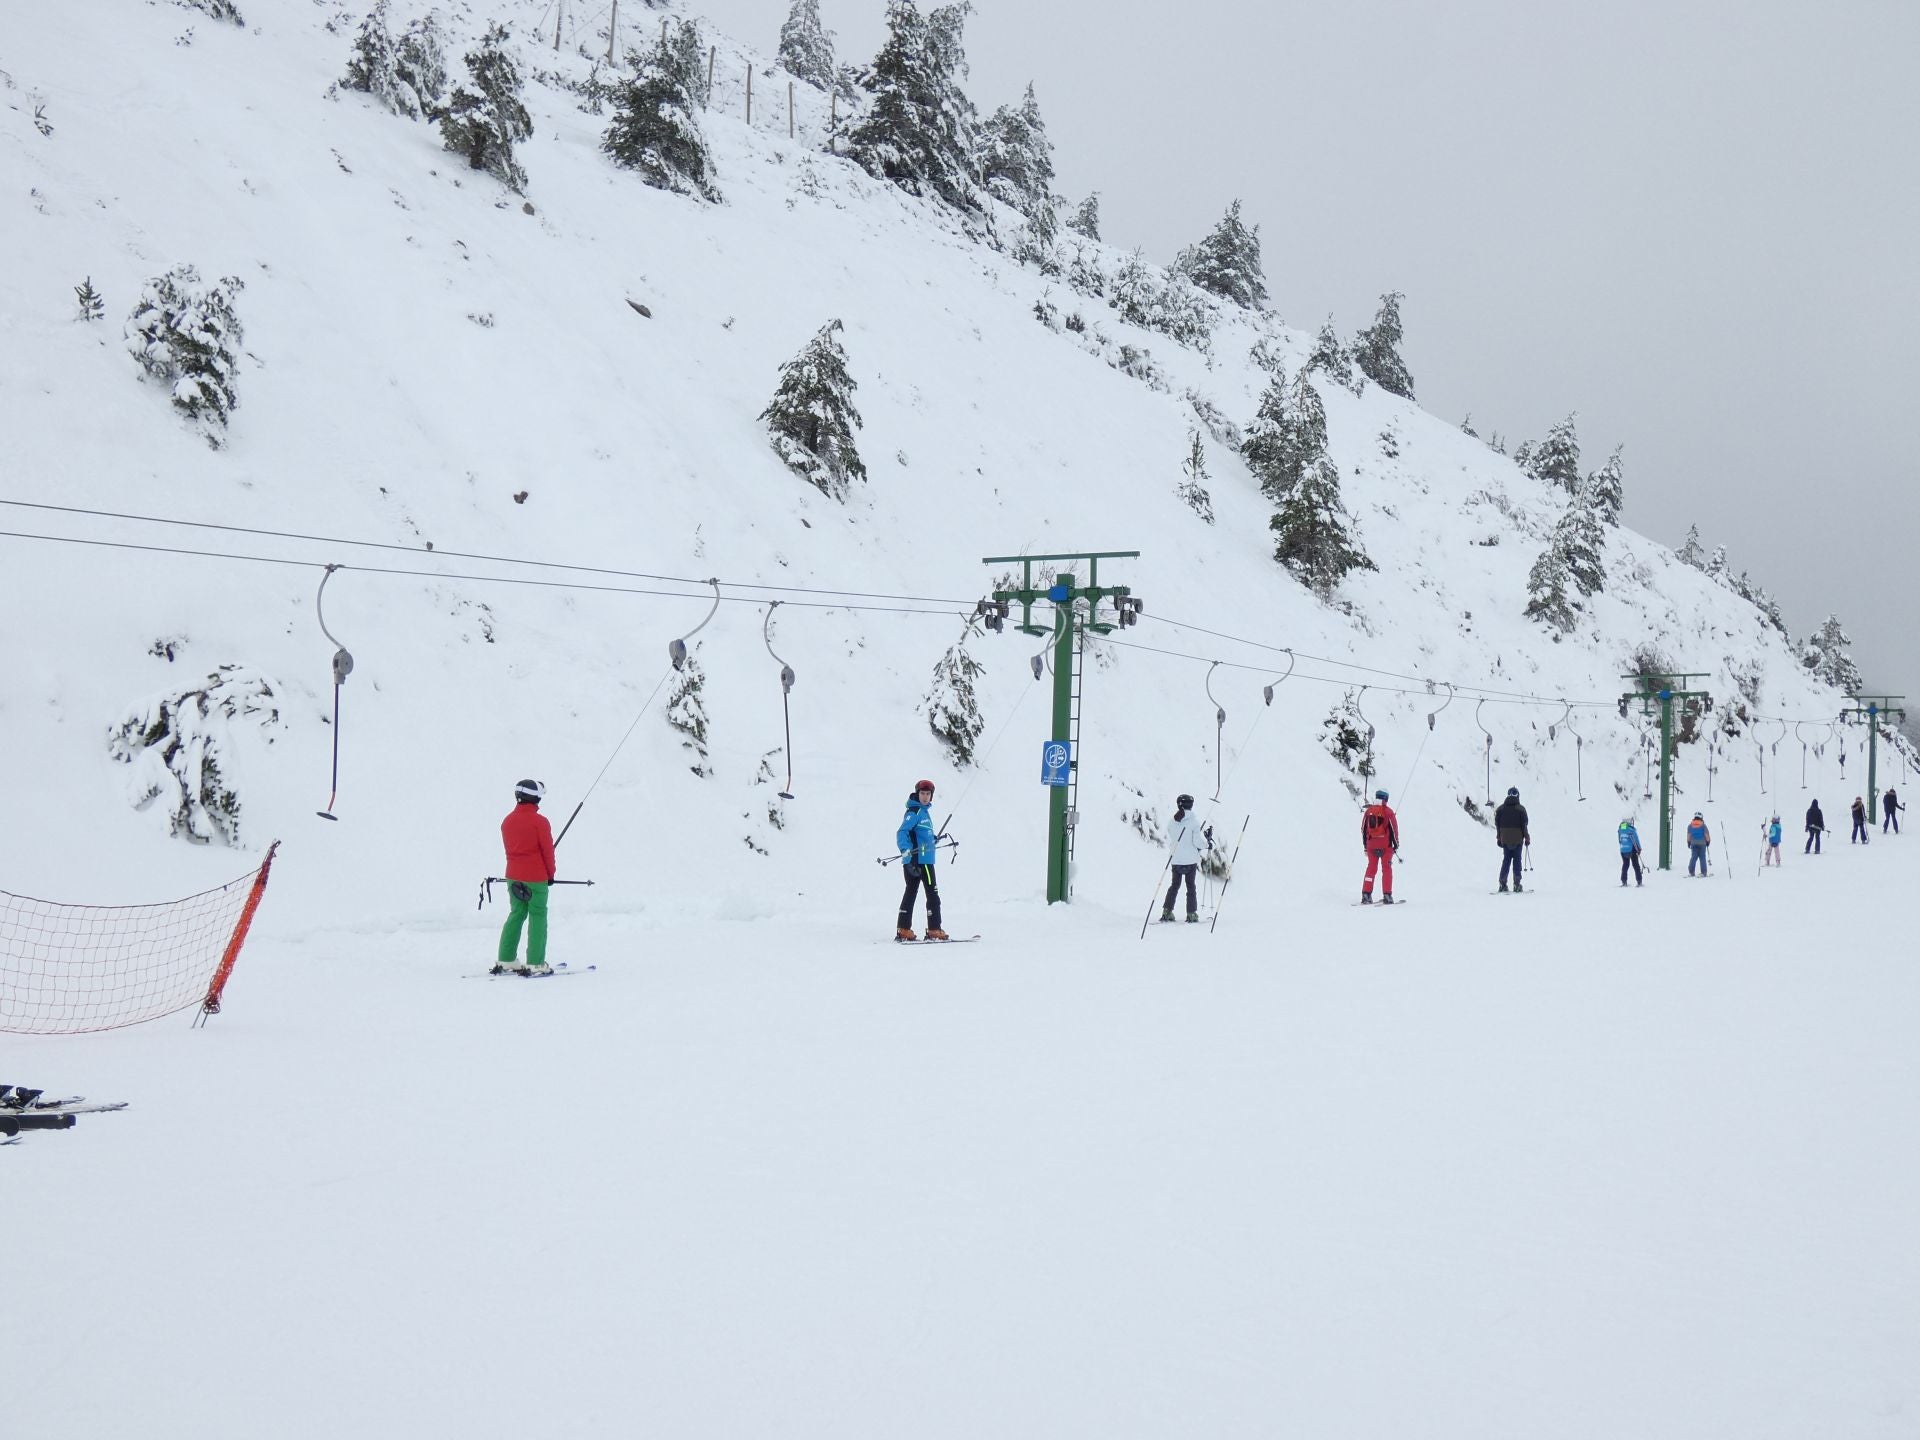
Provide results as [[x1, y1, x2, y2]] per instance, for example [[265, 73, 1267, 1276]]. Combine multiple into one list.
[[497, 881, 550, 967]]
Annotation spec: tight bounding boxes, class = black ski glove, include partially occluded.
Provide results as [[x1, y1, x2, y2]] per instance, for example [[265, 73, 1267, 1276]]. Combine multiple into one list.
[[905, 860, 924, 880]]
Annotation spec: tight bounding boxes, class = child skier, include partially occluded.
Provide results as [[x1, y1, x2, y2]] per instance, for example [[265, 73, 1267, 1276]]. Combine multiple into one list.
[[1618, 818, 1643, 886], [1884, 787, 1902, 835], [896, 779, 949, 941], [1763, 815, 1783, 867], [1359, 790, 1399, 904], [1161, 793, 1211, 922], [1850, 796, 1869, 844], [1686, 812, 1712, 875], [1805, 799, 1825, 854], [1495, 786, 1529, 892], [495, 778, 556, 976]]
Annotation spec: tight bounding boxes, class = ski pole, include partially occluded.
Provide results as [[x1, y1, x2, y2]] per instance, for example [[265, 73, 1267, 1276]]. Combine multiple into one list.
[[477, 877, 597, 910], [1208, 816, 1250, 933], [1138, 854, 1173, 939]]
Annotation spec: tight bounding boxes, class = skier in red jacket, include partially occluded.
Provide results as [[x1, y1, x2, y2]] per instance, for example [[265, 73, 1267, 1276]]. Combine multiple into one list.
[[1360, 789, 1399, 905], [495, 778, 557, 975]]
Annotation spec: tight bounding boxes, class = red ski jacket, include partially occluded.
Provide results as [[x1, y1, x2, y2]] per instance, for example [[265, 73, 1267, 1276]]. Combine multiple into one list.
[[1361, 802, 1399, 853], [502, 803, 557, 882]]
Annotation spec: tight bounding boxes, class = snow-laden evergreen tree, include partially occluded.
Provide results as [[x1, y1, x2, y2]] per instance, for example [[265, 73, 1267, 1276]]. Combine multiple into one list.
[[1563, 477, 1608, 594], [1524, 543, 1577, 634], [1801, 616, 1864, 692], [75, 276, 105, 321], [1677, 522, 1706, 568], [1065, 192, 1100, 240], [124, 264, 245, 448], [761, 319, 866, 499], [924, 623, 987, 764], [979, 83, 1056, 242], [108, 665, 281, 845], [1253, 369, 1371, 594], [1175, 199, 1266, 309], [1351, 290, 1415, 399], [1586, 445, 1624, 526], [603, 23, 720, 202], [1176, 430, 1215, 524], [1305, 317, 1359, 394], [1526, 413, 1581, 494], [847, 0, 978, 210], [664, 649, 712, 776], [777, 0, 838, 92], [438, 24, 531, 192], [1704, 544, 1729, 584], [342, 2, 446, 120]]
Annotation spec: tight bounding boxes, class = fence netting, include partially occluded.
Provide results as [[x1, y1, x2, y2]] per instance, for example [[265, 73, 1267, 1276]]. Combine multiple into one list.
[[1, 843, 278, 1034]]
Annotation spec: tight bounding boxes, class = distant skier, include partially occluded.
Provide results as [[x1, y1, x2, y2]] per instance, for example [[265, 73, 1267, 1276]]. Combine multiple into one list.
[[1805, 799, 1825, 854], [1494, 786, 1529, 892], [896, 779, 949, 941], [1618, 818, 1643, 886], [495, 778, 556, 976], [1884, 787, 1902, 835], [1850, 796, 1869, 844], [1686, 812, 1711, 875], [1161, 793, 1212, 923], [1359, 790, 1399, 904], [1763, 815, 1783, 867]]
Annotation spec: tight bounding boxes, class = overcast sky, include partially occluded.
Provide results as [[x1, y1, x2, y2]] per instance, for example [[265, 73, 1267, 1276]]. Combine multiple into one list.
[[689, 0, 1919, 701]]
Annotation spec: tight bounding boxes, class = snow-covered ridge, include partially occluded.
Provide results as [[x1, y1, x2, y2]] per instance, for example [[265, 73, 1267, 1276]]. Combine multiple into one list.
[[1, 0, 1901, 924]]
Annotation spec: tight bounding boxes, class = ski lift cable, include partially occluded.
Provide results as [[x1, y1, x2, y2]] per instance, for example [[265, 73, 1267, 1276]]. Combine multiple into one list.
[[764, 602, 797, 800], [553, 665, 677, 850]]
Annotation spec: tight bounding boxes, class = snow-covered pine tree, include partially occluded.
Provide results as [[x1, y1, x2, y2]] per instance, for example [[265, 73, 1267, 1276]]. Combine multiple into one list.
[[1704, 544, 1729, 584], [1802, 615, 1864, 692], [1305, 317, 1359, 394], [1562, 477, 1608, 595], [777, 0, 838, 92], [342, 2, 446, 120], [1351, 291, 1415, 399], [1584, 445, 1625, 526], [1526, 413, 1581, 494], [603, 23, 720, 202], [1262, 370, 1371, 595], [760, 319, 866, 499], [438, 24, 531, 193], [1677, 522, 1706, 568], [847, 0, 978, 210], [124, 264, 245, 448], [1241, 363, 1328, 501], [979, 82, 1057, 242], [1176, 430, 1215, 523], [74, 276, 105, 321], [1524, 543, 1577, 634], [924, 623, 987, 764], [1175, 199, 1266, 309], [1065, 193, 1100, 240], [664, 649, 712, 776]]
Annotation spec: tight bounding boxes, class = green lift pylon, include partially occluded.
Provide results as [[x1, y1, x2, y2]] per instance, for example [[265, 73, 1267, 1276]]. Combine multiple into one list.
[[1841, 694, 1906, 823], [983, 550, 1142, 903], [1619, 671, 1711, 871]]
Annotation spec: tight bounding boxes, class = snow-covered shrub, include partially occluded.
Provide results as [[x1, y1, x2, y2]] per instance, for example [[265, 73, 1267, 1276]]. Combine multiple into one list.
[[1322, 694, 1375, 778], [1064, 192, 1099, 241], [178, 0, 244, 23], [1185, 390, 1241, 451], [665, 649, 711, 777], [439, 24, 531, 192], [761, 319, 866, 500], [603, 22, 720, 202], [342, 2, 446, 120], [108, 666, 282, 846], [1305, 319, 1360, 396], [923, 623, 986, 765], [124, 264, 245, 448]]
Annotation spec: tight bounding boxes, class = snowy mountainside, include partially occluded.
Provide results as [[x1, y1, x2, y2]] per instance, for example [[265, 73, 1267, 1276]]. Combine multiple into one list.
[[0, 0, 1891, 928]]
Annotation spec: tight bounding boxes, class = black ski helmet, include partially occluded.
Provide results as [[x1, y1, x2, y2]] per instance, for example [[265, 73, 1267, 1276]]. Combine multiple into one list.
[[514, 778, 546, 802], [1507, 786, 1520, 799], [1176, 793, 1194, 811]]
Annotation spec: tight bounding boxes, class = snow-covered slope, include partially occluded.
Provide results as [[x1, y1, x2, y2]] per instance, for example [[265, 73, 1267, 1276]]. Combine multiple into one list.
[[5, 5, 1917, 1435]]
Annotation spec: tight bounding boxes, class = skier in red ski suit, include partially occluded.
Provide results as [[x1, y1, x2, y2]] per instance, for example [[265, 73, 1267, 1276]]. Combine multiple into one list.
[[1360, 790, 1399, 904]]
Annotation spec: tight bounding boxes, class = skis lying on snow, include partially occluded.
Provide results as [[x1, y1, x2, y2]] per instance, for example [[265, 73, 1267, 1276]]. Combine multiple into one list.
[[0, 1088, 129, 1137], [461, 962, 597, 980]]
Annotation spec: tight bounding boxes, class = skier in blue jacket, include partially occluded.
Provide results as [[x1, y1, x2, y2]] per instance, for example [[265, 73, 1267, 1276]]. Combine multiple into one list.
[[1763, 815, 1783, 867], [1618, 819, 1643, 886], [1686, 813, 1711, 875], [895, 779, 949, 941]]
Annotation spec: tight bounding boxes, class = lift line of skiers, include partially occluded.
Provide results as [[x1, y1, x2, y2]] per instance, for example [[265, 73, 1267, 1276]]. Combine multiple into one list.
[[486, 776, 1910, 970]]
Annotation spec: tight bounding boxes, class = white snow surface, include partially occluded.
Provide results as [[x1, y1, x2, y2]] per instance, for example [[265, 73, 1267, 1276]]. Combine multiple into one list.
[[3, 4, 1916, 1435]]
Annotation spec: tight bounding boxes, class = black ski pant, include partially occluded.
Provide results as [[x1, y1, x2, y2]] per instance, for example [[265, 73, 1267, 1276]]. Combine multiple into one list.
[[1620, 851, 1642, 884], [1852, 819, 1868, 843], [898, 864, 941, 931], [1886, 811, 1900, 834], [1499, 844, 1524, 887], [1806, 828, 1821, 854], [1163, 863, 1198, 915]]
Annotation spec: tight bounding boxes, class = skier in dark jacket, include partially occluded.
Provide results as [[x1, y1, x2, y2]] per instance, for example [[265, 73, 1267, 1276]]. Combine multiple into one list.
[[1884, 787, 1903, 835], [1850, 796, 1869, 844], [1494, 787, 1529, 892], [896, 780, 949, 941], [1805, 800, 1825, 854]]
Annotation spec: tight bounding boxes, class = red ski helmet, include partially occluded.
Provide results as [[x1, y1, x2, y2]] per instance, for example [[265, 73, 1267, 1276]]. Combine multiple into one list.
[[914, 779, 935, 795]]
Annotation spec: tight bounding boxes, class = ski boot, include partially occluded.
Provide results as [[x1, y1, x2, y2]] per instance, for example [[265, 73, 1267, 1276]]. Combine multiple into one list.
[[1159, 909, 1176, 923], [489, 964, 511, 976], [1185, 912, 1200, 923], [1498, 883, 1509, 893], [1381, 894, 1395, 905], [896, 927, 917, 942], [924, 928, 951, 942], [1360, 892, 1373, 905], [1512, 883, 1523, 893]]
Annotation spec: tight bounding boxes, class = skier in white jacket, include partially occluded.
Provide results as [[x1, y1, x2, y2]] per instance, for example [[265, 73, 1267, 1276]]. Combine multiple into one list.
[[1160, 794, 1213, 923]]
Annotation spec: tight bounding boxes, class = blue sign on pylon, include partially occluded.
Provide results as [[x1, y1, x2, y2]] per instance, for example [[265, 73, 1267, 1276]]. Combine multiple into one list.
[[1041, 740, 1072, 786]]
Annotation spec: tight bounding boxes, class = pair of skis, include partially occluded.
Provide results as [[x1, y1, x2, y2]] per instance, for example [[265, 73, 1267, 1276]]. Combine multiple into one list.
[[461, 961, 596, 980], [0, 1086, 129, 1138]]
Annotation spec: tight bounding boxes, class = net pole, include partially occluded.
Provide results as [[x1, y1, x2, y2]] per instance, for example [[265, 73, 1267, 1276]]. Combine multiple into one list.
[[197, 840, 280, 1023]]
